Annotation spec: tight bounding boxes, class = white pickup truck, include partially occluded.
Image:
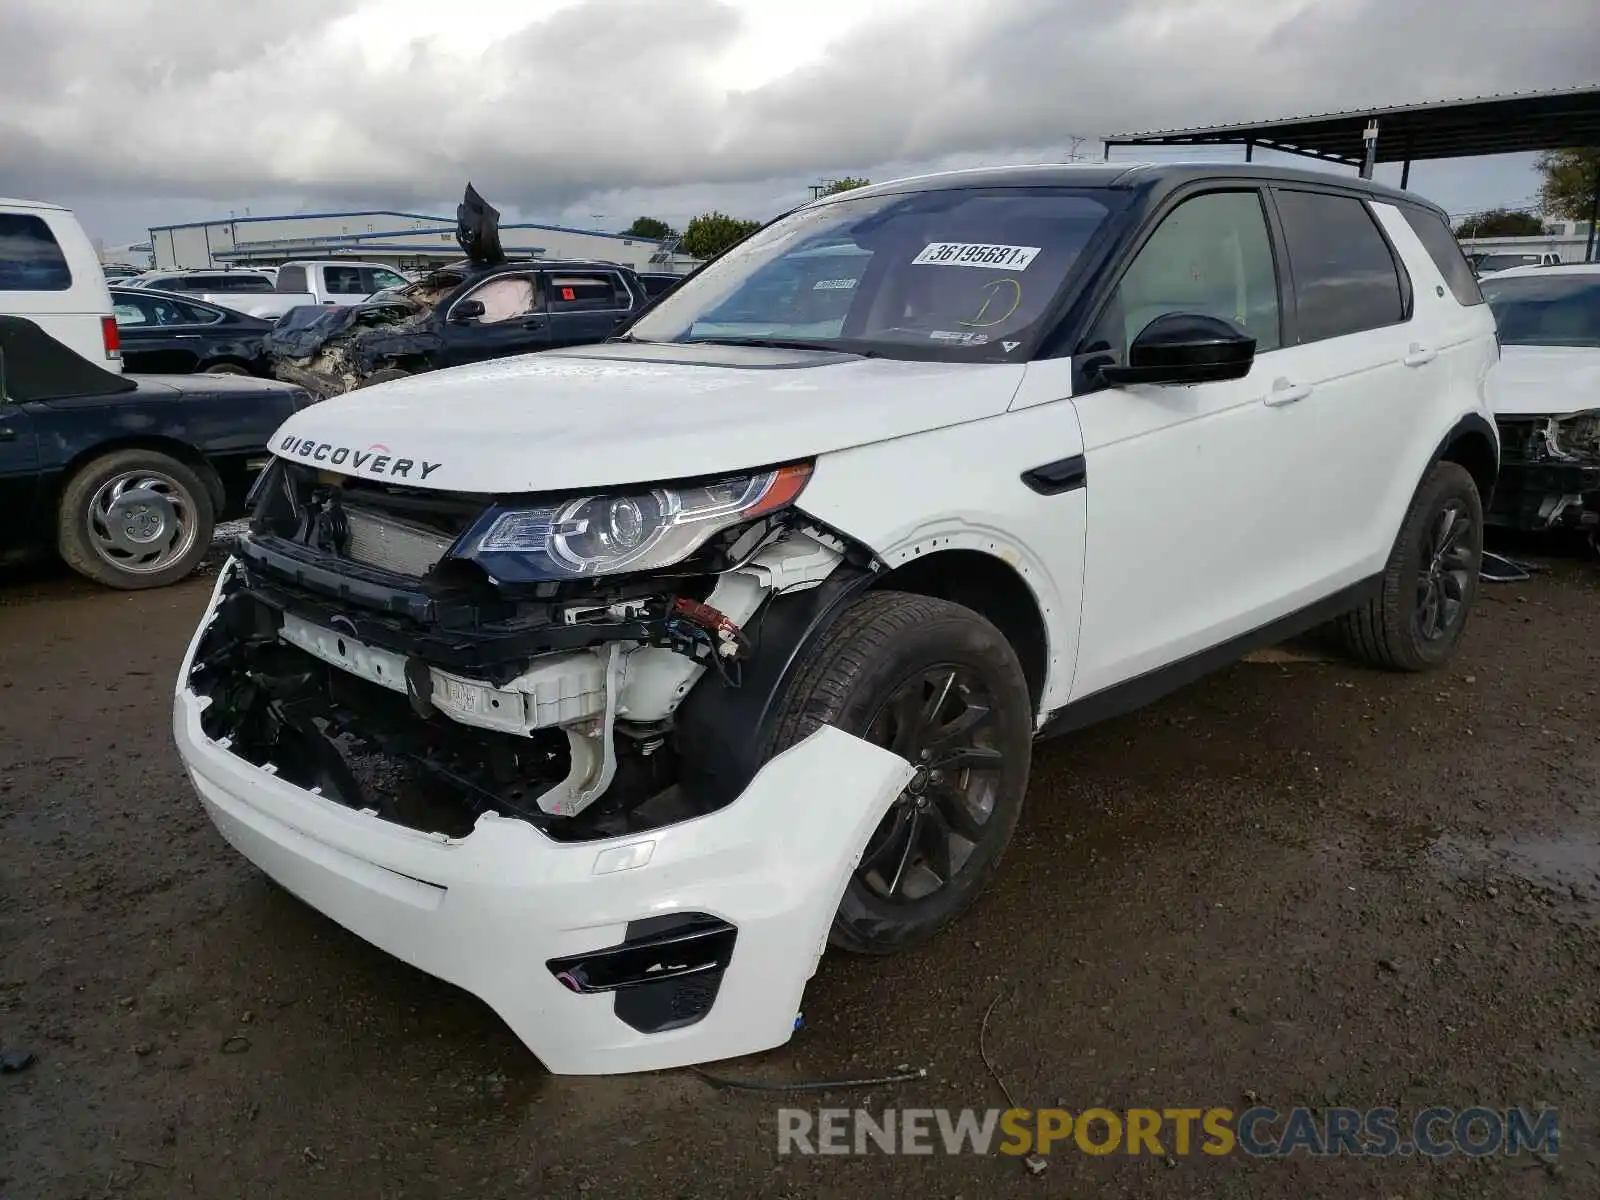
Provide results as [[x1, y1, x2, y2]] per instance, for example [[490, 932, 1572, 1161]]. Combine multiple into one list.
[[273, 261, 412, 307]]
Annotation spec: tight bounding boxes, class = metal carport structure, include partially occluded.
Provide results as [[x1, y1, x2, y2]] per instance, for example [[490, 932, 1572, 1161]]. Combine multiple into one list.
[[1103, 85, 1600, 259]]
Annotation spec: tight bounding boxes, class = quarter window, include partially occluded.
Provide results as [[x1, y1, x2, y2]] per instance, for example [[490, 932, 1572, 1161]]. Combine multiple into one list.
[[1398, 205, 1484, 307], [1274, 190, 1407, 342], [112, 300, 153, 326], [0, 214, 72, 291], [1090, 190, 1281, 357]]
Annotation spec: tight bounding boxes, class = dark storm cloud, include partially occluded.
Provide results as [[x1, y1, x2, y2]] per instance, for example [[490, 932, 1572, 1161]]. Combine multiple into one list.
[[2, 0, 1594, 232]]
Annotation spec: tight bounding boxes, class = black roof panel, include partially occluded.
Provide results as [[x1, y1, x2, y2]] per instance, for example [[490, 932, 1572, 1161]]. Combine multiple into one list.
[[809, 161, 1439, 212]]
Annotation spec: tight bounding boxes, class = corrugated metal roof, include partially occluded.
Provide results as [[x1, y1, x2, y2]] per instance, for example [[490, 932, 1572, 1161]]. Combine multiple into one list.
[[1105, 82, 1600, 141], [1103, 83, 1600, 165]]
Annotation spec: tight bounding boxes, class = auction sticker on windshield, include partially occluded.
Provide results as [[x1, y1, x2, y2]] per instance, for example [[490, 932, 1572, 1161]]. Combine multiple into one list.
[[913, 243, 1041, 270]]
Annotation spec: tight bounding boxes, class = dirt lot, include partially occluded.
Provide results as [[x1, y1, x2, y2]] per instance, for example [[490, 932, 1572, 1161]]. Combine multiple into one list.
[[2, 550, 1598, 1199]]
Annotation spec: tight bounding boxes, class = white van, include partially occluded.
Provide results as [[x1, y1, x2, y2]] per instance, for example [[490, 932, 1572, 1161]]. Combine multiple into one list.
[[0, 198, 122, 372]]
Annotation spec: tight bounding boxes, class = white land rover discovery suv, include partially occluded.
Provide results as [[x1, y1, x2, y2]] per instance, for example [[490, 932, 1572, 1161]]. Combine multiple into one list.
[[174, 164, 1499, 1075]]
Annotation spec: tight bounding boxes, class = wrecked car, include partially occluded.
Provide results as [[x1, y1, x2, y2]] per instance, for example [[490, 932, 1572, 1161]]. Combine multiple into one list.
[[1480, 263, 1600, 544], [264, 185, 650, 399], [173, 163, 1498, 1075], [265, 259, 652, 399]]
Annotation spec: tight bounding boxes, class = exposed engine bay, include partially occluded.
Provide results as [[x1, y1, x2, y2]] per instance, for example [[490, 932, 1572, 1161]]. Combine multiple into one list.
[[265, 270, 464, 401], [1489, 409, 1600, 538], [187, 458, 867, 842]]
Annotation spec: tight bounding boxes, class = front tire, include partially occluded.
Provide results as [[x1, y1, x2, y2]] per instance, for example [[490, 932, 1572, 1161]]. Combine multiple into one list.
[[201, 362, 250, 376], [1333, 460, 1483, 671], [56, 449, 215, 590], [763, 591, 1033, 955]]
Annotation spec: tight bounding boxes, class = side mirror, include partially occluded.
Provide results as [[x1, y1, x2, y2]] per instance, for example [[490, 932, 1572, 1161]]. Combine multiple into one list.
[[448, 299, 485, 324], [1097, 312, 1257, 387]]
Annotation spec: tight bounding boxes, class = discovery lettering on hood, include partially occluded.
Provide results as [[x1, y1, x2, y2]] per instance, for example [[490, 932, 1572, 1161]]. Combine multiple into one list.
[[278, 435, 443, 481]]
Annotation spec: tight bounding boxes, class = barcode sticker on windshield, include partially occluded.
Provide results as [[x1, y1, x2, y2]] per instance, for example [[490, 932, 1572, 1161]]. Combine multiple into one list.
[[912, 242, 1041, 270]]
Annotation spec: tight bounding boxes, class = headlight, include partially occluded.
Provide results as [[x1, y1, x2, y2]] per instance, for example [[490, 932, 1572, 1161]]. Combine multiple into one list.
[[461, 463, 812, 580]]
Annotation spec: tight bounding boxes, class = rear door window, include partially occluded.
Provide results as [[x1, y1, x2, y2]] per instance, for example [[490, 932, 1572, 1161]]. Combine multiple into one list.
[[1273, 190, 1408, 342], [323, 265, 367, 295], [1399, 206, 1484, 306], [548, 273, 627, 312], [0, 214, 72, 291], [276, 265, 307, 292]]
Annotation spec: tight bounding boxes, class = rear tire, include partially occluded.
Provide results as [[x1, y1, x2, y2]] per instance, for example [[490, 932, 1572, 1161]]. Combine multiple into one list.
[[1332, 461, 1483, 671], [201, 362, 250, 376], [56, 449, 215, 590], [762, 591, 1034, 955]]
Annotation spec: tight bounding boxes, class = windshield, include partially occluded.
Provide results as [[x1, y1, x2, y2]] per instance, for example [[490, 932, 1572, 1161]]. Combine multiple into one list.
[[625, 186, 1119, 361], [1482, 273, 1600, 348]]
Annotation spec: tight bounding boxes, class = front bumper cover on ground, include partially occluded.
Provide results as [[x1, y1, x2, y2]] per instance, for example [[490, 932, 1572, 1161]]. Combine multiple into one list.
[[172, 567, 914, 1075]]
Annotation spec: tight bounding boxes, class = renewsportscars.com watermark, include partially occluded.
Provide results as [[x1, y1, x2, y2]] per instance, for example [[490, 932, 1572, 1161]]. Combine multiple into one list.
[[777, 1106, 1560, 1159]]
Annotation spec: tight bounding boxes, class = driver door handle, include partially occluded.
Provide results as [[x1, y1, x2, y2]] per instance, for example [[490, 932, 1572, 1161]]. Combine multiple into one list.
[[521, 316, 545, 329], [1264, 377, 1312, 407], [1403, 342, 1437, 367]]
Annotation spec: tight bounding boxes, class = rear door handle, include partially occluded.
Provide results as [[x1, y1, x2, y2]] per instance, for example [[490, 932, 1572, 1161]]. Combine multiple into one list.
[[521, 316, 545, 329], [0, 425, 17, 442], [1403, 343, 1437, 367], [1264, 378, 1312, 407]]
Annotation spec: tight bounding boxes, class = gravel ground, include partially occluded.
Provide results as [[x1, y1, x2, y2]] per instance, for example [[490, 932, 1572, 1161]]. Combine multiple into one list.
[[1, 548, 1597, 1199]]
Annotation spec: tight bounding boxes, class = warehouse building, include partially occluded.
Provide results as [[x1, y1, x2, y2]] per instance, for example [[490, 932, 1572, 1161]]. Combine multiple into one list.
[[147, 209, 695, 273]]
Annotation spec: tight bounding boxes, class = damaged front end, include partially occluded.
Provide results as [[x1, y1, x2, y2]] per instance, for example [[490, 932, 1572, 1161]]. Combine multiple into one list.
[[191, 456, 869, 835], [1488, 410, 1600, 539], [265, 273, 462, 401], [172, 455, 916, 1073]]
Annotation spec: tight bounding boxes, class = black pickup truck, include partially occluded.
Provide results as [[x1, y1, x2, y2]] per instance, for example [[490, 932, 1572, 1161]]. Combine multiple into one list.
[[0, 316, 311, 589]]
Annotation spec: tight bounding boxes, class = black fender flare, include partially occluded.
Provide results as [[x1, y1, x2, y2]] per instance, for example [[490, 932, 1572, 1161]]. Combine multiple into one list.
[[672, 561, 879, 810], [1428, 412, 1500, 505]]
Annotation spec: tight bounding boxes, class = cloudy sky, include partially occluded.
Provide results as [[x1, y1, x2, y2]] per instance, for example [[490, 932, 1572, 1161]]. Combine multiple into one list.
[[3, 0, 1596, 245]]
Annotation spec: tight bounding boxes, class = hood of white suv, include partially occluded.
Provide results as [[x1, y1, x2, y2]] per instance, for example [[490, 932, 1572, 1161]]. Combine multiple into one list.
[[270, 341, 1026, 492], [1491, 344, 1600, 418]]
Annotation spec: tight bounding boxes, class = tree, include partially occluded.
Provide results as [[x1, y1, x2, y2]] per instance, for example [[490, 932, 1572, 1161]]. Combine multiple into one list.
[[1453, 208, 1545, 238], [679, 211, 763, 260], [623, 217, 675, 240], [1535, 148, 1600, 222], [820, 177, 870, 196]]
